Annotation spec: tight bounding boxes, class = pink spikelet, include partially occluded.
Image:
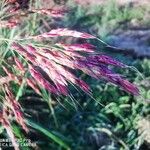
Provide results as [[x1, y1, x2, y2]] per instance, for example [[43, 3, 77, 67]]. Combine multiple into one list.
[[14, 57, 25, 71], [62, 50, 85, 58], [29, 65, 59, 94], [12, 42, 36, 62], [0, 108, 19, 150], [2, 66, 14, 78], [87, 55, 127, 68], [32, 28, 95, 39], [56, 43, 95, 52], [118, 78, 139, 96], [31, 63, 68, 95], [26, 78, 42, 95], [48, 28, 95, 38], [4, 85, 28, 133], [26, 45, 37, 54], [76, 79, 91, 93], [2, 66, 22, 85], [0, 76, 13, 85]]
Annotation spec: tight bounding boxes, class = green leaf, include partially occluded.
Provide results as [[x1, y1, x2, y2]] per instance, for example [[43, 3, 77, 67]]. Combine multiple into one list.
[[26, 119, 70, 150]]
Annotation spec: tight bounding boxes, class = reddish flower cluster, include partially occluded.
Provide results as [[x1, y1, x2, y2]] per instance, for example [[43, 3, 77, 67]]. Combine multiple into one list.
[[0, 29, 139, 149], [0, 108, 19, 150], [4, 85, 28, 132], [0, 84, 28, 150], [1, 3, 67, 30], [9, 28, 139, 96]]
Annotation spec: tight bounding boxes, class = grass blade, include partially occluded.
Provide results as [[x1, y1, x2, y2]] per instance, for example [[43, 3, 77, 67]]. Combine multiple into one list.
[[26, 119, 71, 150]]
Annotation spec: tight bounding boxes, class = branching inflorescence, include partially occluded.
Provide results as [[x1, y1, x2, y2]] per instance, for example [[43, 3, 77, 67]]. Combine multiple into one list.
[[0, 1, 140, 150]]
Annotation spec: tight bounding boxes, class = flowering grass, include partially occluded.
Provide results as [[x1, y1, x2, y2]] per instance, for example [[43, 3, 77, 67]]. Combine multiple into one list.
[[0, 0, 147, 150]]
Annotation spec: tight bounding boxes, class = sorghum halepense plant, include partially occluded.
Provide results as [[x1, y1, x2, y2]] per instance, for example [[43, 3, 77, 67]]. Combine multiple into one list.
[[0, 0, 139, 149]]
